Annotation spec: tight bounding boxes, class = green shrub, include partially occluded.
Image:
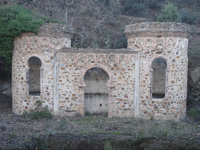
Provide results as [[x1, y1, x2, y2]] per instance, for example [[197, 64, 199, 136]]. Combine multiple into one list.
[[111, 28, 127, 49], [174, 0, 197, 6], [187, 108, 198, 119], [35, 100, 42, 108], [157, 2, 181, 22], [23, 100, 53, 120], [95, 0, 111, 7], [121, 2, 149, 17], [0, 5, 43, 70], [23, 107, 53, 120], [180, 8, 198, 24], [189, 48, 200, 58], [104, 141, 112, 150], [56, 119, 67, 130], [147, 0, 161, 10], [85, 111, 91, 116]]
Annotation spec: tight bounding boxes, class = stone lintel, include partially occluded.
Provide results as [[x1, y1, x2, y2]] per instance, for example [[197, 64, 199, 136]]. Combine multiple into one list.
[[125, 22, 191, 38]]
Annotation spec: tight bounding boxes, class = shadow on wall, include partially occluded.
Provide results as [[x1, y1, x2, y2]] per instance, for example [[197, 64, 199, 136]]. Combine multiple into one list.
[[84, 67, 109, 116], [152, 58, 167, 99], [28, 57, 41, 96]]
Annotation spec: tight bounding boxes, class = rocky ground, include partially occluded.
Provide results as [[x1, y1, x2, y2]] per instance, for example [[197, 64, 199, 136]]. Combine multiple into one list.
[[1, 98, 200, 149]]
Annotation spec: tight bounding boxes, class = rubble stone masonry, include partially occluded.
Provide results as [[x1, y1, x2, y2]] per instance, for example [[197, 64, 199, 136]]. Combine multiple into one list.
[[12, 22, 190, 120]]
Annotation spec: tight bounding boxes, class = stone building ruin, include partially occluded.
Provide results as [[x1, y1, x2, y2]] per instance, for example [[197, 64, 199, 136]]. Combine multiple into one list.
[[12, 22, 190, 120]]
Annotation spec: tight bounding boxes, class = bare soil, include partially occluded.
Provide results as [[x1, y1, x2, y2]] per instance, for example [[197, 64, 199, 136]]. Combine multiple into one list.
[[1, 94, 200, 149], [1, 105, 200, 149]]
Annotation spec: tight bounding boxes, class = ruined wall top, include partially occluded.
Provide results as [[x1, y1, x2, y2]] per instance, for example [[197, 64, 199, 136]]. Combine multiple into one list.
[[21, 23, 73, 38], [58, 48, 139, 53], [125, 22, 191, 38]]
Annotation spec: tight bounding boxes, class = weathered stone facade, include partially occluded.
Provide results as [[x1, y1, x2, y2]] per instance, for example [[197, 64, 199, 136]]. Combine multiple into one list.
[[125, 22, 190, 120], [12, 22, 190, 120]]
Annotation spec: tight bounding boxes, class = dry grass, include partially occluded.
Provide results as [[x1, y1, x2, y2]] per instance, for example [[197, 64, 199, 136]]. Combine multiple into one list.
[[0, 108, 200, 149]]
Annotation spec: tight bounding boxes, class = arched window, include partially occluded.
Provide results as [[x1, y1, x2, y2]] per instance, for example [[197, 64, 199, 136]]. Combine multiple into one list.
[[84, 67, 109, 116], [151, 58, 167, 99], [28, 57, 41, 96]]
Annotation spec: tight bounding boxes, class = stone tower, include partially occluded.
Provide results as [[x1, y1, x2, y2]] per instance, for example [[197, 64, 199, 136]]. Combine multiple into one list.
[[12, 24, 72, 114], [125, 22, 190, 120]]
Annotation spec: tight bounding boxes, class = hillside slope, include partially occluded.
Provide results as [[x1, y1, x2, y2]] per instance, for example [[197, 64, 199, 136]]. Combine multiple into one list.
[[1, 0, 200, 106]]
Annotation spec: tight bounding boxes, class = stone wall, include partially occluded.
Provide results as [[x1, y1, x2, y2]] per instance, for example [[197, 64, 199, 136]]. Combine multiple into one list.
[[12, 23, 139, 117], [125, 22, 190, 120], [12, 22, 190, 120], [56, 48, 139, 117], [12, 23, 71, 114]]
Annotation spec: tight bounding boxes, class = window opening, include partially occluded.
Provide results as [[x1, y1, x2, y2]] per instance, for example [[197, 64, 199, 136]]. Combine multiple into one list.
[[152, 58, 167, 98], [28, 57, 41, 96]]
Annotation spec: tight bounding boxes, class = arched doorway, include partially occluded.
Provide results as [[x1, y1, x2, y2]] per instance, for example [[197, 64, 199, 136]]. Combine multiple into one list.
[[28, 56, 42, 96], [84, 67, 109, 116]]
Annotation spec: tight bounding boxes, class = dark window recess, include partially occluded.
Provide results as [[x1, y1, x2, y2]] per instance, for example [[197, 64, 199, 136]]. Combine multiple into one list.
[[28, 57, 41, 96], [152, 58, 167, 99]]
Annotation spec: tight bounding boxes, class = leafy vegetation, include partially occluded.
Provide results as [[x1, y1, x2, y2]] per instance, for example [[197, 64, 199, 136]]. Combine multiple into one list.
[[23, 100, 53, 120], [187, 108, 199, 120], [121, 1, 149, 17], [147, 0, 162, 10], [0, 5, 43, 71], [2, 108, 200, 149], [104, 141, 112, 150], [180, 8, 198, 24], [85, 111, 91, 116], [157, 2, 181, 22], [0, 1, 199, 73], [23, 108, 53, 120], [188, 48, 200, 58], [120, 0, 200, 25]]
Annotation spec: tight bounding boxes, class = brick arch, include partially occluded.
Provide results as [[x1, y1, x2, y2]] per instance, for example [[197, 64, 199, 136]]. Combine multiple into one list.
[[149, 56, 169, 70], [78, 63, 114, 117], [79, 63, 113, 88], [25, 54, 44, 70]]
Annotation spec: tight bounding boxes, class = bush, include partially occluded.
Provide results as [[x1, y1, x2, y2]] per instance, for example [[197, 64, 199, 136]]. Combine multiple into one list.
[[188, 48, 200, 58], [111, 28, 127, 49], [85, 111, 91, 116], [121, 2, 149, 17], [147, 0, 162, 10], [180, 8, 198, 24], [104, 141, 112, 150], [187, 108, 198, 119], [23, 100, 53, 120], [23, 108, 53, 120], [0, 5, 43, 71], [157, 2, 181, 22], [174, 0, 197, 6]]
